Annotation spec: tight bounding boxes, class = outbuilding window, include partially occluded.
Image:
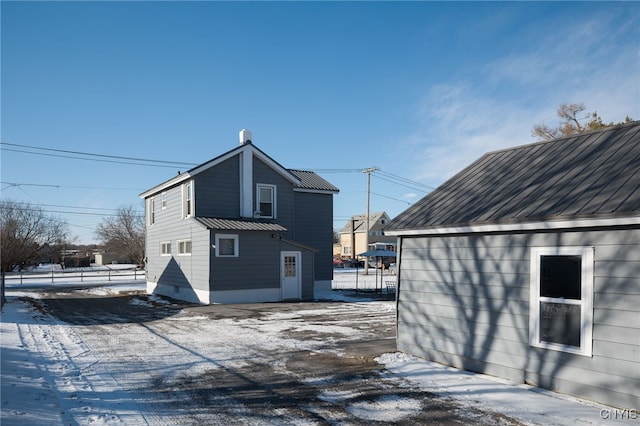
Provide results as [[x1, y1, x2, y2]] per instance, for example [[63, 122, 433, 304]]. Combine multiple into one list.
[[529, 247, 593, 356]]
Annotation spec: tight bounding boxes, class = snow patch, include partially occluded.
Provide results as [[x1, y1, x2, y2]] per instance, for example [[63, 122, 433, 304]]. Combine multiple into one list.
[[347, 394, 422, 422]]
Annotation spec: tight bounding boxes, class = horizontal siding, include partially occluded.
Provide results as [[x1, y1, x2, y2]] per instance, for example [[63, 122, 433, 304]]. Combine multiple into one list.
[[211, 231, 280, 292], [194, 156, 241, 218], [397, 228, 640, 408], [293, 191, 334, 281], [145, 184, 210, 292]]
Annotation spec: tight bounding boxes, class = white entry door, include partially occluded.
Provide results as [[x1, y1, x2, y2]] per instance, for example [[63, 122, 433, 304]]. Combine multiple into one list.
[[281, 251, 301, 300]]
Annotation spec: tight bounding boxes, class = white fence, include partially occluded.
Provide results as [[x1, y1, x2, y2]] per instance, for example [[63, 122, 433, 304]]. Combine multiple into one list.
[[5, 266, 145, 287]]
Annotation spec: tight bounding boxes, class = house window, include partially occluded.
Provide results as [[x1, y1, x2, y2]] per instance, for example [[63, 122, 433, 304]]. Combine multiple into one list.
[[183, 182, 193, 218], [148, 197, 155, 225], [529, 247, 594, 356], [256, 184, 275, 218], [160, 241, 171, 256], [161, 191, 167, 209], [215, 234, 239, 257], [177, 239, 192, 255]]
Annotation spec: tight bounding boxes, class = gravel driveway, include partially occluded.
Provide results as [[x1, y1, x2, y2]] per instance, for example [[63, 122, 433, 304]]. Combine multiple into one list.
[[21, 290, 520, 425]]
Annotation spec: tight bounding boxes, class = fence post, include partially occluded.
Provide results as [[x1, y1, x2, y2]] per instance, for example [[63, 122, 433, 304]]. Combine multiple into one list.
[[81, 270, 83, 282], [52, 270, 55, 283], [108, 269, 111, 281]]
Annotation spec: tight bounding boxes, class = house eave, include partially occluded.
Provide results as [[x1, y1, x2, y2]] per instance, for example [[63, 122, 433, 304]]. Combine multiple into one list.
[[139, 142, 302, 199], [293, 187, 339, 195], [384, 215, 640, 236], [140, 172, 192, 198]]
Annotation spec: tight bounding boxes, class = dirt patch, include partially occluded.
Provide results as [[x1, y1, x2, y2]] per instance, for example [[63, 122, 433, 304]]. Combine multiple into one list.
[[26, 292, 522, 425]]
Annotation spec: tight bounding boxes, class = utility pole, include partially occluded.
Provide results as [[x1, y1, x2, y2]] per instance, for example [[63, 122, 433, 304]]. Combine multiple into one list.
[[361, 167, 379, 275]]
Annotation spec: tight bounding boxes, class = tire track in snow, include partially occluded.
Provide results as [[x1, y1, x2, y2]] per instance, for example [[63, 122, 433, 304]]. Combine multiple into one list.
[[16, 321, 152, 425]]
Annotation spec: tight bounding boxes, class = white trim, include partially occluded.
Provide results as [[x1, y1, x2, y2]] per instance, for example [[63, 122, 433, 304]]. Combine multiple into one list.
[[182, 181, 194, 219], [161, 191, 167, 209], [148, 197, 155, 226], [281, 251, 301, 300], [256, 183, 277, 219], [147, 281, 210, 304], [210, 288, 281, 304], [160, 241, 171, 256], [241, 149, 253, 217], [385, 216, 640, 236], [215, 233, 239, 257], [140, 172, 192, 199], [529, 246, 594, 357], [293, 187, 339, 195], [140, 142, 301, 200], [177, 239, 192, 256]]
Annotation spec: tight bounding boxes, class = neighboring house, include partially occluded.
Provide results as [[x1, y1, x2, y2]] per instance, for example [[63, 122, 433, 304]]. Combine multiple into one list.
[[384, 122, 640, 409], [337, 212, 395, 259], [139, 130, 339, 304]]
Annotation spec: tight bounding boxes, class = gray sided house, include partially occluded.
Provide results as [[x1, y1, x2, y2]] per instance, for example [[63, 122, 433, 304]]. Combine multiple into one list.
[[140, 130, 339, 304], [385, 122, 640, 409]]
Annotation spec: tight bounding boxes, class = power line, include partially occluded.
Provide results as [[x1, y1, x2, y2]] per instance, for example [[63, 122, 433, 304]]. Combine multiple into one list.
[[1, 142, 198, 168], [372, 174, 430, 194], [5, 206, 131, 217], [6, 205, 144, 218], [1, 147, 192, 169], [370, 191, 411, 205], [1, 181, 142, 191], [377, 169, 435, 190]]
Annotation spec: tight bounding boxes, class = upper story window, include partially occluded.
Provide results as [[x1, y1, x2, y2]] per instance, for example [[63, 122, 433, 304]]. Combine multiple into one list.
[[529, 247, 594, 356], [256, 184, 276, 218], [148, 197, 155, 225], [161, 191, 167, 210], [183, 182, 193, 218]]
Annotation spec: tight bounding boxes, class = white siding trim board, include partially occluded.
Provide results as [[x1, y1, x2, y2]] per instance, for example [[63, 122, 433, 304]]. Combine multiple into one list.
[[385, 216, 640, 236]]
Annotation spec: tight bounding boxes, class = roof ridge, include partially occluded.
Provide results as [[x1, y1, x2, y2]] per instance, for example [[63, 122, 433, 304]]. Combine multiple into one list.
[[484, 120, 640, 157]]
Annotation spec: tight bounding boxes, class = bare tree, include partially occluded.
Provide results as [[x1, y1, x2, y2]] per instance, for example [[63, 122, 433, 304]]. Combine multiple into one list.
[[95, 205, 145, 266], [532, 103, 634, 141], [1, 200, 69, 305]]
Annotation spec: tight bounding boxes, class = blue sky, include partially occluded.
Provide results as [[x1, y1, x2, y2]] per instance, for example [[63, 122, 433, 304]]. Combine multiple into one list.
[[2, 1, 639, 244]]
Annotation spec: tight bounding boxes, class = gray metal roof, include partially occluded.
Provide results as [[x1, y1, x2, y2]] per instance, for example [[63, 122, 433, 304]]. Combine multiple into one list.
[[194, 217, 287, 232], [289, 169, 340, 193], [386, 121, 640, 232]]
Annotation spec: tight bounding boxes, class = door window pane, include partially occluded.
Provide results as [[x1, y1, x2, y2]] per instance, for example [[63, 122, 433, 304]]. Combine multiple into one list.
[[284, 256, 296, 277]]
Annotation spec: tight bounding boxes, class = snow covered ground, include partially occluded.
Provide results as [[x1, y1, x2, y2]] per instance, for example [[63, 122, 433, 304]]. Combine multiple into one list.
[[1, 269, 637, 425]]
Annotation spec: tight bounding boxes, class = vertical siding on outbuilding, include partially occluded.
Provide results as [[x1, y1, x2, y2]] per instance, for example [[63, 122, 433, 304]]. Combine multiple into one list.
[[397, 228, 640, 409]]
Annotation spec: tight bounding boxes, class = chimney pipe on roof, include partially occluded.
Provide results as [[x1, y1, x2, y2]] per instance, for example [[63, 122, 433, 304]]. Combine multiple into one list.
[[239, 129, 252, 145]]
